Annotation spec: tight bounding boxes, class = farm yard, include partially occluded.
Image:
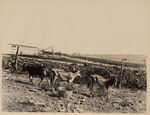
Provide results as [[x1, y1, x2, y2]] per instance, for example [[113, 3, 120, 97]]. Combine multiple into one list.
[[2, 54, 147, 113]]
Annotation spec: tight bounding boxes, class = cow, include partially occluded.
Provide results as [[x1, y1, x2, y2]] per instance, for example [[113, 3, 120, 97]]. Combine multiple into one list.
[[87, 74, 116, 99], [22, 63, 53, 87], [50, 68, 81, 112], [51, 68, 81, 92]]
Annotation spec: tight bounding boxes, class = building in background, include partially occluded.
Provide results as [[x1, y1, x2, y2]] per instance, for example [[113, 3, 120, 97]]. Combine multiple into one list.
[[8, 43, 39, 55], [39, 46, 54, 55]]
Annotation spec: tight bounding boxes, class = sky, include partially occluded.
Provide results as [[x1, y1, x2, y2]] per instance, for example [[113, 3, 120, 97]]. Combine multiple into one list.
[[0, 0, 149, 54]]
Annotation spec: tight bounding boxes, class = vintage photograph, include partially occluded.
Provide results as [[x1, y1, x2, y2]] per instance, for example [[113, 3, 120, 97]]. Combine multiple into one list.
[[1, 0, 149, 113]]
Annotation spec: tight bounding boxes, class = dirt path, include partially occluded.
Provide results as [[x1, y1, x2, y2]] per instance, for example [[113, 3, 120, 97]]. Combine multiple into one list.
[[2, 70, 146, 113]]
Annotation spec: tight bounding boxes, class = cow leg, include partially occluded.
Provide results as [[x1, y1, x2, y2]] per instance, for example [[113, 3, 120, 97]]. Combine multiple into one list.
[[90, 88, 94, 98], [28, 74, 33, 84], [38, 77, 43, 86], [77, 84, 83, 94], [89, 79, 94, 98], [89, 83, 94, 97], [52, 77, 57, 93], [64, 98, 70, 112], [104, 88, 109, 101], [49, 77, 52, 89], [28, 74, 31, 81], [46, 76, 50, 87], [31, 76, 33, 85], [48, 71, 54, 91], [43, 69, 49, 87], [49, 72, 54, 88], [100, 85, 108, 101]]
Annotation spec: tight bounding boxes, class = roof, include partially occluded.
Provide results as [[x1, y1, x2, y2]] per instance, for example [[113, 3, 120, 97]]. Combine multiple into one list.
[[8, 43, 38, 48]]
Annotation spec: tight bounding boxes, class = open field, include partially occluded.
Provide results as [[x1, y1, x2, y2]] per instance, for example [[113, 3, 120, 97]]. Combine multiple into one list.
[[70, 54, 146, 68], [2, 54, 147, 113], [2, 69, 146, 112], [80, 54, 146, 64]]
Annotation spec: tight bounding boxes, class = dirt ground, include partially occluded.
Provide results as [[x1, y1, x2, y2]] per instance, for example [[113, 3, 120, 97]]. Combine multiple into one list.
[[2, 69, 146, 113]]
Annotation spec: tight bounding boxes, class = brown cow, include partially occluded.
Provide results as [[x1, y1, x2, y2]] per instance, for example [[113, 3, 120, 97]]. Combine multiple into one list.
[[22, 63, 55, 88]]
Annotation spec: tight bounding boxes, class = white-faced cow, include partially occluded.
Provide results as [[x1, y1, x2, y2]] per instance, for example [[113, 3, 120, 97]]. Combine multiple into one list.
[[51, 68, 81, 92]]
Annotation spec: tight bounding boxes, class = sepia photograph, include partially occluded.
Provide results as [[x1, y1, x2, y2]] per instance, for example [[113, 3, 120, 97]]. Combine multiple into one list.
[[1, 0, 149, 113]]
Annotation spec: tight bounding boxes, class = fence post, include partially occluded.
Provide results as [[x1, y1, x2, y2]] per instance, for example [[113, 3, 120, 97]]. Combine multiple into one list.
[[14, 46, 19, 70], [143, 59, 146, 67], [120, 61, 123, 88], [120, 58, 126, 88]]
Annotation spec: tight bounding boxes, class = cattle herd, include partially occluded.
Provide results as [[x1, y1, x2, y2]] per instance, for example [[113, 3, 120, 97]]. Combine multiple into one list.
[[2, 55, 147, 112]]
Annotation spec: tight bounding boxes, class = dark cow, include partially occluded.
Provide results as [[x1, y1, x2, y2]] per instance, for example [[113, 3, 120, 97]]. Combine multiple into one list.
[[105, 76, 116, 90], [22, 63, 53, 87]]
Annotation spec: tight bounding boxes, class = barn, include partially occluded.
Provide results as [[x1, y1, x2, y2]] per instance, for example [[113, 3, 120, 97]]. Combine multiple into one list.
[[8, 43, 39, 55]]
